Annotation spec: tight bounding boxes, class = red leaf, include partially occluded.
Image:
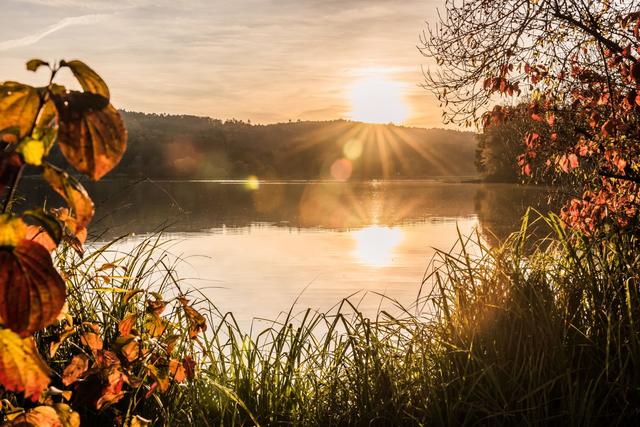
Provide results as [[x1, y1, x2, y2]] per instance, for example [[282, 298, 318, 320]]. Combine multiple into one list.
[[0, 240, 66, 336]]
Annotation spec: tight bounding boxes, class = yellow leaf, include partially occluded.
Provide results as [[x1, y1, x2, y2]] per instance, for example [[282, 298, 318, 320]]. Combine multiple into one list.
[[0, 82, 40, 140], [16, 138, 45, 166], [0, 215, 26, 247]]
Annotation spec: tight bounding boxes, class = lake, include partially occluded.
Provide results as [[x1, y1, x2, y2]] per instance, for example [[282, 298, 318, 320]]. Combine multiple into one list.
[[23, 179, 555, 329]]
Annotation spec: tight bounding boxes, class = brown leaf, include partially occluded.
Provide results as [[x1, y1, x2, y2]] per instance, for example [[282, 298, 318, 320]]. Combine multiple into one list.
[[0, 240, 66, 336], [183, 356, 196, 381], [0, 82, 40, 140], [146, 299, 167, 315], [0, 329, 50, 401], [62, 355, 89, 386], [7, 405, 62, 427], [178, 296, 207, 338], [53, 92, 127, 180], [95, 369, 127, 410], [43, 164, 95, 231]]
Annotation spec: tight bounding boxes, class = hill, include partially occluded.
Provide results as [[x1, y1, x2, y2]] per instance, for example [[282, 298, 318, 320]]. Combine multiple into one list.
[[109, 111, 478, 180]]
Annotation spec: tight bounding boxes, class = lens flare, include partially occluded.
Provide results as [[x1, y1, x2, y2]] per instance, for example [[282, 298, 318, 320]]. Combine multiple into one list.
[[245, 175, 260, 190], [330, 159, 352, 181], [352, 225, 403, 267], [343, 139, 363, 160]]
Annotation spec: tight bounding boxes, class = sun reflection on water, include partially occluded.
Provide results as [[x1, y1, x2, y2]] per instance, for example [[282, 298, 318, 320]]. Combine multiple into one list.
[[352, 225, 403, 268]]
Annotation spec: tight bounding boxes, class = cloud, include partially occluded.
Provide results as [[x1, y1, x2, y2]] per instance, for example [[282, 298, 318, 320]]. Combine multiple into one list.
[[0, 14, 108, 51]]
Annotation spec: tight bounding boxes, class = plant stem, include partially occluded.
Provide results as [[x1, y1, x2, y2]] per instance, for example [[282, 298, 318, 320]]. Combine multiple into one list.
[[2, 164, 25, 214]]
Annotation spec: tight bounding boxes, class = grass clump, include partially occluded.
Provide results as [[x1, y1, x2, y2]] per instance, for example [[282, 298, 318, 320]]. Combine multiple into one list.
[[3, 212, 639, 426]]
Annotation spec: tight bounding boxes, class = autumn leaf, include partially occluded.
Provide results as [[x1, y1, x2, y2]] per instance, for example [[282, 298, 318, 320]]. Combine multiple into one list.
[[129, 415, 152, 427], [25, 226, 58, 253], [60, 60, 110, 100], [62, 354, 89, 386], [0, 329, 50, 401], [169, 359, 186, 383], [43, 164, 95, 231], [0, 239, 66, 336], [144, 313, 167, 337], [23, 209, 64, 248], [183, 356, 196, 381], [52, 91, 127, 180], [0, 82, 41, 140], [26, 59, 49, 73], [118, 314, 137, 336], [16, 138, 46, 166], [80, 332, 103, 353], [114, 335, 140, 362], [96, 369, 128, 410], [0, 214, 27, 247], [178, 297, 207, 338]]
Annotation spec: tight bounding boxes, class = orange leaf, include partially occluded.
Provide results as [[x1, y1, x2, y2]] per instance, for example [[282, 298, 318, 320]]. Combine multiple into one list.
[[62, 354, 89, 386], [118, 314, 136, 336], [169, 359, 186, 383], [0, 329, 50, 401], [80, 332, 103, 353], [0, 239, 66, 336], [115, 335, 140, 362], [25, 225, 57, 253], [43, 164, 95, 231]]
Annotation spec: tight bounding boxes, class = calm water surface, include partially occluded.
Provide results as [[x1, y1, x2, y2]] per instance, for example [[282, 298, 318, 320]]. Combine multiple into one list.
[[25, 179, 554, 328]]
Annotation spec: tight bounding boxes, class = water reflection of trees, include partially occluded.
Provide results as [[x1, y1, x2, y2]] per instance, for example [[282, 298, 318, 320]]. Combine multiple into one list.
[[19, 180, 555, 241], [474, 184, 562, 246]]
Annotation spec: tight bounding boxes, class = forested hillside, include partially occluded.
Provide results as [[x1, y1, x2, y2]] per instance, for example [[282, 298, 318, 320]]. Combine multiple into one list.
[[106, 112, 477, 179]]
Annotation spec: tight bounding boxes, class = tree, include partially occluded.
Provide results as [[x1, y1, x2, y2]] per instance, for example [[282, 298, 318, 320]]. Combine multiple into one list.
[[421, 0, 640, 232]]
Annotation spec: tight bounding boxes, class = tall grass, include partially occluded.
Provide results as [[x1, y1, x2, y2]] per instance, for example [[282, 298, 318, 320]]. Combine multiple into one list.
[[43, 212, 640, 426]]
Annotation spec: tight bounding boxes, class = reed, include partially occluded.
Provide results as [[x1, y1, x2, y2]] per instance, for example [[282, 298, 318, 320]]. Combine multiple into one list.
[[39, 211, 640, 425]]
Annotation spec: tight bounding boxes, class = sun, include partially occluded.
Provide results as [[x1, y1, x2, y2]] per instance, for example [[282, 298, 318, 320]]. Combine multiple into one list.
[[352, 225, 403, 268], [348, 76, 409, 124]]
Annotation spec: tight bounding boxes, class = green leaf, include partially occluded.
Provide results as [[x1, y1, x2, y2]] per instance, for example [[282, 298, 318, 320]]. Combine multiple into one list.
[[23, 209, 64, 246], [52, 92, 127, 180], [26, 59, 49, 72], [0, 82, 41, 139], [60, 59, 110, 100]]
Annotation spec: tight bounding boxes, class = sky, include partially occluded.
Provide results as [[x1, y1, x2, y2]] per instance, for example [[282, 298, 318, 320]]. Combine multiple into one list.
[[0, 0, 444, 128]]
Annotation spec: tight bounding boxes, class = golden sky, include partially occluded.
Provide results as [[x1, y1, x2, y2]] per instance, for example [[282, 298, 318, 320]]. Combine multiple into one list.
[[0, 0, 444, 128]]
